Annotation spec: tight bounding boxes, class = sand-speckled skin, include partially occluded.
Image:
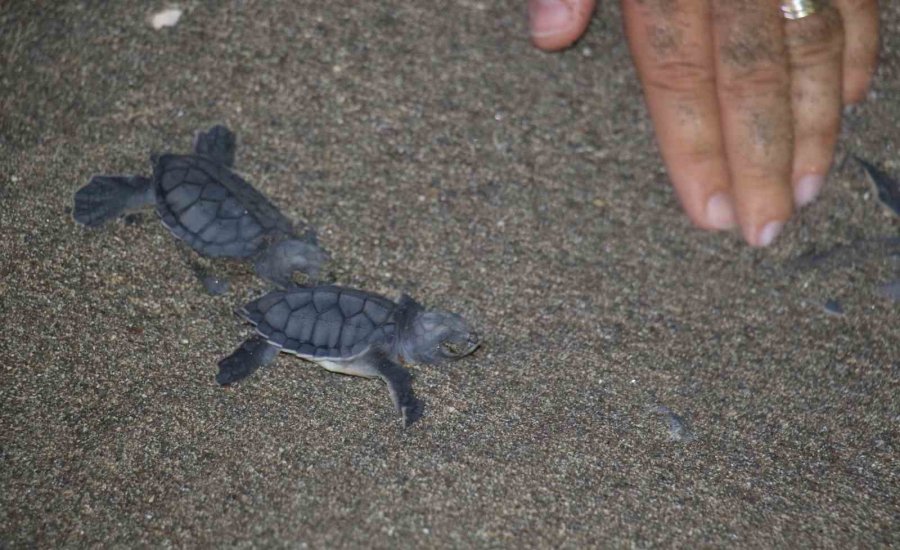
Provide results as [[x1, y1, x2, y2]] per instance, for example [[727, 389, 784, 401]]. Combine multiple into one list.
[[154, 154, 294, 258], [240, 285, 401, 360]]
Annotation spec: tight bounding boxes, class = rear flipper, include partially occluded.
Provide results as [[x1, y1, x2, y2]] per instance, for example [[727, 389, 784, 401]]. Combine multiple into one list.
[[216, 335, 279, 385], [72, 175, 154, 227], [187, 259, 231, 296], [254, 237, 330, 287], [368, 350, 422, 428], [194, 125, 236, 167], [200, 274, 231, 296]]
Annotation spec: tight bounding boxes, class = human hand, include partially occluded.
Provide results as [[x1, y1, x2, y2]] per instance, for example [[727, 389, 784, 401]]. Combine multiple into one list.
[[529, 0, 879, 246]]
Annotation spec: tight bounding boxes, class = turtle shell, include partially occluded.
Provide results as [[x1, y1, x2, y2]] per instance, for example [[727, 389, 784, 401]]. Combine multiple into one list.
[[240, 286, 400, 359], [153, 154, 294, 258]]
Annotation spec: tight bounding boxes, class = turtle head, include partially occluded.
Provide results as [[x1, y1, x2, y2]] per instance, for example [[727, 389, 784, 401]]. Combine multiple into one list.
[[397, 296, 480, 364]]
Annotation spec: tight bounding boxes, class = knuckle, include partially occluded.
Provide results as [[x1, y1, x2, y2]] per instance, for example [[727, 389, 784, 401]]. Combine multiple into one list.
[[677, 140, 726, 167], [714, 1, 783, 69], [734, 162, 777, 182], [718, 66, 790, 100], [643, 59, 715, 97], [785, 9, 844, 68]]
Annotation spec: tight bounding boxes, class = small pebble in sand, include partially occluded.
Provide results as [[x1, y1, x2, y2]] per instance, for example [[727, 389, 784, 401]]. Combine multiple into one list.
[[823, 299, 844, 316], [652, 405, 696, 443], [150, 8, 182, 30]]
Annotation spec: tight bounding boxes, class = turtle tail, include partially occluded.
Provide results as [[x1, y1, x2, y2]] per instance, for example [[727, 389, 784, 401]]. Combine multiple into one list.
[[72, 175, 154, 227]]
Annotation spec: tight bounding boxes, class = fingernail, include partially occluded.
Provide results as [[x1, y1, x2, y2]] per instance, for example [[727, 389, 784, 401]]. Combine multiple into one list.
[[529, 0, 573, 38], [705, 192, 737, 230], [794, 175, 824, 207], [756, 221, 784, 247]]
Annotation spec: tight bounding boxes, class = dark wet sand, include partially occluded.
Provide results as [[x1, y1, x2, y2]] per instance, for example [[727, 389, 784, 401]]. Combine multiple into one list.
[[2, 2, 898, 547]]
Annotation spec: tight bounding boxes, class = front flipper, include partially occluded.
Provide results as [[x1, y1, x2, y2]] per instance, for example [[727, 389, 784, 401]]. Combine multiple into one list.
[[855, 156, 900, 216], [216, 335, 279, 385], [366, 350, 422, 428], [193, 125, 237, 167], [73, 175, 154, 227], [254, 238, 330, 287]]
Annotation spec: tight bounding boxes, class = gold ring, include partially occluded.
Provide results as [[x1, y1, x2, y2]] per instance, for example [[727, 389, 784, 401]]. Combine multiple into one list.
[[781, 0, 824, 20]]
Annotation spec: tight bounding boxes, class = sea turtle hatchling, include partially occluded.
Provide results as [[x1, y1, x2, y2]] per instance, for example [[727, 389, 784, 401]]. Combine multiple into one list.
[[217, 285, 480, 427], [72, 125, 328, 288]]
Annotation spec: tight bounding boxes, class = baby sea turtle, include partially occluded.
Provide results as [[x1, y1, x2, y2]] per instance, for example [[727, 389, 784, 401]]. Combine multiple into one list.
[[217, 285, 480, 427], [72, 125, 328, 287]]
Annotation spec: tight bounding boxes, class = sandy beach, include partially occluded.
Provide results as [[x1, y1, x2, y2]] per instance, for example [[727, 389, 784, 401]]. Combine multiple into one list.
[[1, 1, 898, 546]]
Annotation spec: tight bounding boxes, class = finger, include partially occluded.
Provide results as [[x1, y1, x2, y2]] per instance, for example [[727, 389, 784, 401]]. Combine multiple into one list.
[[713, 0, 794, 246], [785, 7, 844, 207], [622, 0, 736, 230], [832, 0, 879, 103], [528, 0, 597, 51]]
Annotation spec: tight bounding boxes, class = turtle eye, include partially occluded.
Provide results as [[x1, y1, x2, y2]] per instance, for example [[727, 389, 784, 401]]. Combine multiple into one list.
[[439, 340, 464, 357]]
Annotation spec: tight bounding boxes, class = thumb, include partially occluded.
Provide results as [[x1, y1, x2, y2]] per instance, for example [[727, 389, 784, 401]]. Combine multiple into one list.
[[529, 0, 597, 51]]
